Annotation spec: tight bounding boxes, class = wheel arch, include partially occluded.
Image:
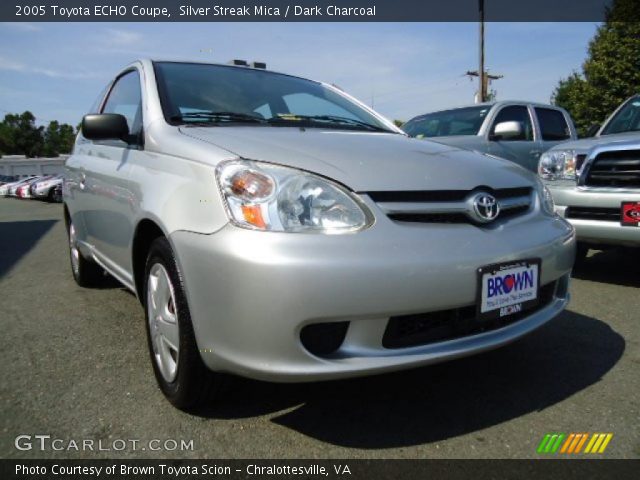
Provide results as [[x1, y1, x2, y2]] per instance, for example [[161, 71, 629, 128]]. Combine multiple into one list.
[[132, 218, 167, 303]]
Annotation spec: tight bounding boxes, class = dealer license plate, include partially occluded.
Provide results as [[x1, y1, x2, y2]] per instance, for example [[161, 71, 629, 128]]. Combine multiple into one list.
[[621, 201, 640, 227], [477, 259, 541, 320]]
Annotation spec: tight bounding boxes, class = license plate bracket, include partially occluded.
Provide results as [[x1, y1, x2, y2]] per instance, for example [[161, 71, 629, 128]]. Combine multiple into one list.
[[476, 258, 541, 321]]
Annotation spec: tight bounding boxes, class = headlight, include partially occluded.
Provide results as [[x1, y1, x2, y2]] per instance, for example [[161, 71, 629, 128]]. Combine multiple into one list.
[[537, 181, 556, 215], [538, 150, 577, 180], [216, 160, 373, 233]]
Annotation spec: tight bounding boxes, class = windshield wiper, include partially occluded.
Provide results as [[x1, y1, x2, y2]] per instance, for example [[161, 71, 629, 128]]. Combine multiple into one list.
[[171, 111, 267, 125], [267, 114, 392, 132]]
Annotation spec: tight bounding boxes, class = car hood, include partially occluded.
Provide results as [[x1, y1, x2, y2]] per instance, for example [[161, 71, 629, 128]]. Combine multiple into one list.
[[180, 126, 535, 192], [550, 131, 640, 152]]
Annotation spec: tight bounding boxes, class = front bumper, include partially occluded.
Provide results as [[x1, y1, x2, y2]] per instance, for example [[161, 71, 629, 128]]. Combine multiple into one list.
[[548, 183, 640, 247], [31, 188, 50, 198], [170, 213, 575, 382]]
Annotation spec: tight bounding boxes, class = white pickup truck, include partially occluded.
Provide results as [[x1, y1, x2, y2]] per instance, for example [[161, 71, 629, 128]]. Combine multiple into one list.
[[538, 94, 640, 259]]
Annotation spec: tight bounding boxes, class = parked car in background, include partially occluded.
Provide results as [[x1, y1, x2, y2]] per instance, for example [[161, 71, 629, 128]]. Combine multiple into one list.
[[402, 101, 577, 172], [539, 94, 640, 258], [1, 177, 24, 196], [0, 174, 19, 185], [30, 174, 63, 201], [65, 59, 575, 410], [16, 183, 30, 198], [16, 176, 44, 199], [1, 176, 37, 197]]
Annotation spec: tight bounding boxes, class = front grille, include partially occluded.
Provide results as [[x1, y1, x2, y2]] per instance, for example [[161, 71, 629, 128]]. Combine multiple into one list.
[[566, 206, 620, 222], [390, 205, 530, 224], [584, 150, 640, 188], [368, 187, 533, 225], [367, 187, 531, 204], [382, 281, 557, 349]]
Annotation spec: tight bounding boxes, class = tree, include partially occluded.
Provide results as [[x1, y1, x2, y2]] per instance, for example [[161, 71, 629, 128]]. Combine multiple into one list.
[[58, 123, 76, 154], [2, 112, 45, 158], [0, 112, 77, 157], [0, 120, 15, 157], [43, 120, 62, 157], [552, 0, 640, 137]]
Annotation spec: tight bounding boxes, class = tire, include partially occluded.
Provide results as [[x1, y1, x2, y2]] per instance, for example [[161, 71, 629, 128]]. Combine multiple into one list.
[[67, 219, 105, 287], [143, 236, 224, 410], [47, 188, 56, 203]]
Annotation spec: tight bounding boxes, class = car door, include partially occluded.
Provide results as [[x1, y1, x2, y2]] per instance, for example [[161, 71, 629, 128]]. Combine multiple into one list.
[[81, 69, 143, 280], [487, 104, 541, 172], [533, 107, 573, 153]]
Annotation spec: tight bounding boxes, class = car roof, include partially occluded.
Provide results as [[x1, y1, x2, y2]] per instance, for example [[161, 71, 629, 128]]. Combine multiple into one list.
[[130, 58, 317, 85], [407, 100, 567, 122]]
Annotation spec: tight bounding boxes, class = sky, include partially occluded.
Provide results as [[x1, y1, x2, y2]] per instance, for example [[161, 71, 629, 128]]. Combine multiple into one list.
[[0, 22, 599, 126]]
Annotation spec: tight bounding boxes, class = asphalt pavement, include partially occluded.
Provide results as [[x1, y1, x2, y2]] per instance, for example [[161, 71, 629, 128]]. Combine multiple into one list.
[[1, 198, 638, 459]]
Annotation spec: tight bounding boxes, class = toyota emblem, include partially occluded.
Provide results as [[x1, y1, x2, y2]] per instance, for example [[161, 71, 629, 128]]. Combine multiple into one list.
[[471, 193, 500, 223]]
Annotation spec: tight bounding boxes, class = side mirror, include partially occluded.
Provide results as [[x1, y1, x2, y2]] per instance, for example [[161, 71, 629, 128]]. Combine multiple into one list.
[[585, 124, 601, 138], [82, 114, 130, 142], [492, 121, 523, 140]]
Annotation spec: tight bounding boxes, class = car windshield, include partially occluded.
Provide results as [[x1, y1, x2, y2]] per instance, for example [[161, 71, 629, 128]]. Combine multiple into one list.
[[601, 96, 640, 135], [153, 62, 394, 133], [403, 106, 491, 138]]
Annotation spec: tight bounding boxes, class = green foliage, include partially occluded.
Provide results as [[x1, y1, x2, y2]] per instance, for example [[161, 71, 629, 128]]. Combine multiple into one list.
[[552, 0, 640, 137], [393, 119, 405, 127], [0, 111, 77, 158]]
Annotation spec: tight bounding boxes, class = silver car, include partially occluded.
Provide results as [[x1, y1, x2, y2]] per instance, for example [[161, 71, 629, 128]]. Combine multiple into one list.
[[539, 94, 640, 258], [30, 174, 64, 201], [0, 176, 37, 197], [402, 101, 577, 172], [64, 59, 575, 409]]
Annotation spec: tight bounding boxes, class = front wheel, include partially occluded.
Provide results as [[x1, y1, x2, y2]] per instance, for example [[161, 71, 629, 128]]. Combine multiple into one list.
[[143, 237, 224, 410]]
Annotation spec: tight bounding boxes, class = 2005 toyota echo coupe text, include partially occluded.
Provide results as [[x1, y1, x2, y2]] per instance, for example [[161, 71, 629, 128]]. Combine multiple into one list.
[[64, 59, 576, 409]]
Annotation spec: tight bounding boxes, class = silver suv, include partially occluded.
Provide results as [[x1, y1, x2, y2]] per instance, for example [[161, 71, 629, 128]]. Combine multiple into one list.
[[64, 60, 575, 409], [539, 95, 640, 258], [402, 101, 577, 172]]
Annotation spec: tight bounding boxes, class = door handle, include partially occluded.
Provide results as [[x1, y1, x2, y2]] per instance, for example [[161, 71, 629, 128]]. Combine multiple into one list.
[[79, 172, 86, 190], [530, 150, 542, 157]]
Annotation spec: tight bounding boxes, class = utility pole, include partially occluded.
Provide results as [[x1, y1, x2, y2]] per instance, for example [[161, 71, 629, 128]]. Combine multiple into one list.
[[465, 0, 502, 103], [479, 0, 485, 101], [466, 70, 503, 102]]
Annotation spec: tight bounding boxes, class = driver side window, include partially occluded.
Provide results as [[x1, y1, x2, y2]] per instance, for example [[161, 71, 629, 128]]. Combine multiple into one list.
[[101, 70, 143, 140], [491, 106, 533, 141]]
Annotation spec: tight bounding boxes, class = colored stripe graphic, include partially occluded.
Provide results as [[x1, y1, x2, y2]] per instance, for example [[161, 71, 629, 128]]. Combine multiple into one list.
[[598, 434, 613, 453], [567, 433, 582, 453], [584, 433, 599, 453], [539, 433, 613, 454], [560, 433, 575, 453], [585, 433, 614, 454], [537, 434, 552, 453], [574, 433, 589, 454], [550, 434, 565, 453]]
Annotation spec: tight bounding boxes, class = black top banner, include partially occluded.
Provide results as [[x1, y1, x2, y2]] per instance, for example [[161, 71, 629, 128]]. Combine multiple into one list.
[[1, 0, 620, 22]]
